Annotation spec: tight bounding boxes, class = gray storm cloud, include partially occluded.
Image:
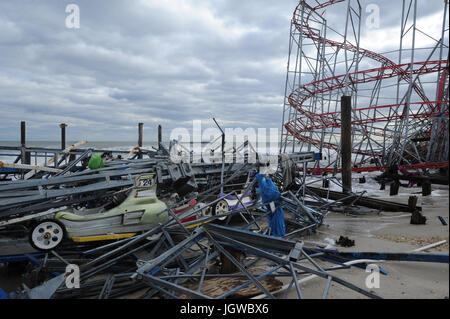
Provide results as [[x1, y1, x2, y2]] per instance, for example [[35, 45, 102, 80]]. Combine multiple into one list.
[[0, 0, 446, 141]]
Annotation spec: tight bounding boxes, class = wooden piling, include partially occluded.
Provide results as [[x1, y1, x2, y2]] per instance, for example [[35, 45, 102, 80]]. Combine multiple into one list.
[[20, 121, 26, 147], [408, 196, 418, 212], [20, 121, 30, 164], [410, 210, 427, 225], [341, 96, 352, 193], [158, 125, 162, 150], [138, 123, 144, 147], [390, 181, 400, 196], [422, 180, 432, 196], [59, 123, 67, 150]]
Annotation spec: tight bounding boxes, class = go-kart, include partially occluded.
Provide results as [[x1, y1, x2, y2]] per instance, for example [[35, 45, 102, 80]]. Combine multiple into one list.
[[212, 191, 256, 221], [211, 171, 258, 221], [28, 174, 201, 251]]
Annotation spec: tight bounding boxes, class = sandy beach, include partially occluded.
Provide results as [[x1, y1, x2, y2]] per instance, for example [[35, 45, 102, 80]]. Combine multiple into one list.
[[279, 181, 449, 299]]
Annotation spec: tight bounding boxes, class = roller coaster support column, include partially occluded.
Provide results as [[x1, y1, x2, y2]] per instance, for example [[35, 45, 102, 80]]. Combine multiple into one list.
[[341, 96, 352, 193]]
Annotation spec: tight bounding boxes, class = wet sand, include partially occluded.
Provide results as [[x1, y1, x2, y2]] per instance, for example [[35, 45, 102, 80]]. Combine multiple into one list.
[[280, 182, 449, 299]]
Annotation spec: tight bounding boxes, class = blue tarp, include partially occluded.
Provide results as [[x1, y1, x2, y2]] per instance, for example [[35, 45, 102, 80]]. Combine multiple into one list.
[[255, 173, 285, 237]]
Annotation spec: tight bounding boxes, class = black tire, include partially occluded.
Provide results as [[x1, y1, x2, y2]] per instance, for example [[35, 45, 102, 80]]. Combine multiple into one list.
[[28, 219, 67, 252]]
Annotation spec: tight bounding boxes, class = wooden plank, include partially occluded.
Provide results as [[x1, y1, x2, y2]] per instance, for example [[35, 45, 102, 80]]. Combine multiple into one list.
[[181, 271, 283, 299], [306, 186, 421, 212], [396, 174, 449, 185]]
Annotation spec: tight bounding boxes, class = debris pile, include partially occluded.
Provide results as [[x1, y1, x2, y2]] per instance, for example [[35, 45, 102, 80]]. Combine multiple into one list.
[[0, 141, 448, 300]]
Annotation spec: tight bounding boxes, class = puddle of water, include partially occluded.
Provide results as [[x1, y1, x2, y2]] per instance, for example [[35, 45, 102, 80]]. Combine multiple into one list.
[[321, 216, 398, 238]]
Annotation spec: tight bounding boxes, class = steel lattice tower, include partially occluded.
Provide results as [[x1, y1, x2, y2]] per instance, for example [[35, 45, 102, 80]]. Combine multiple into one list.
[[280, 0, 449, 173]]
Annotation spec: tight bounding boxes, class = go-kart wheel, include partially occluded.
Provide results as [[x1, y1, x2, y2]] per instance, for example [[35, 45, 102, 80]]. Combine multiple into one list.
[[29, 219, 66, 251], [213, 200, 229, 221]]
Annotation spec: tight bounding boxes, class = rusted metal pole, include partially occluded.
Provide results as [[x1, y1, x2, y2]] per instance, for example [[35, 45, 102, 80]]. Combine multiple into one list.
[[341, 96, 352, 193], [138, 123, 144, 147], [59, 123, 67, 150]]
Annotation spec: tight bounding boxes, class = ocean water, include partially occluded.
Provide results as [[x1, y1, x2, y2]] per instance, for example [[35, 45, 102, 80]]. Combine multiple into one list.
[[0, 141, 156, 165]]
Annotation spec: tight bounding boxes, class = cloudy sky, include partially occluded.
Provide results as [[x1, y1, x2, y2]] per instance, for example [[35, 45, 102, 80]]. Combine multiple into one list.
[[0, 0, 447, 142]]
